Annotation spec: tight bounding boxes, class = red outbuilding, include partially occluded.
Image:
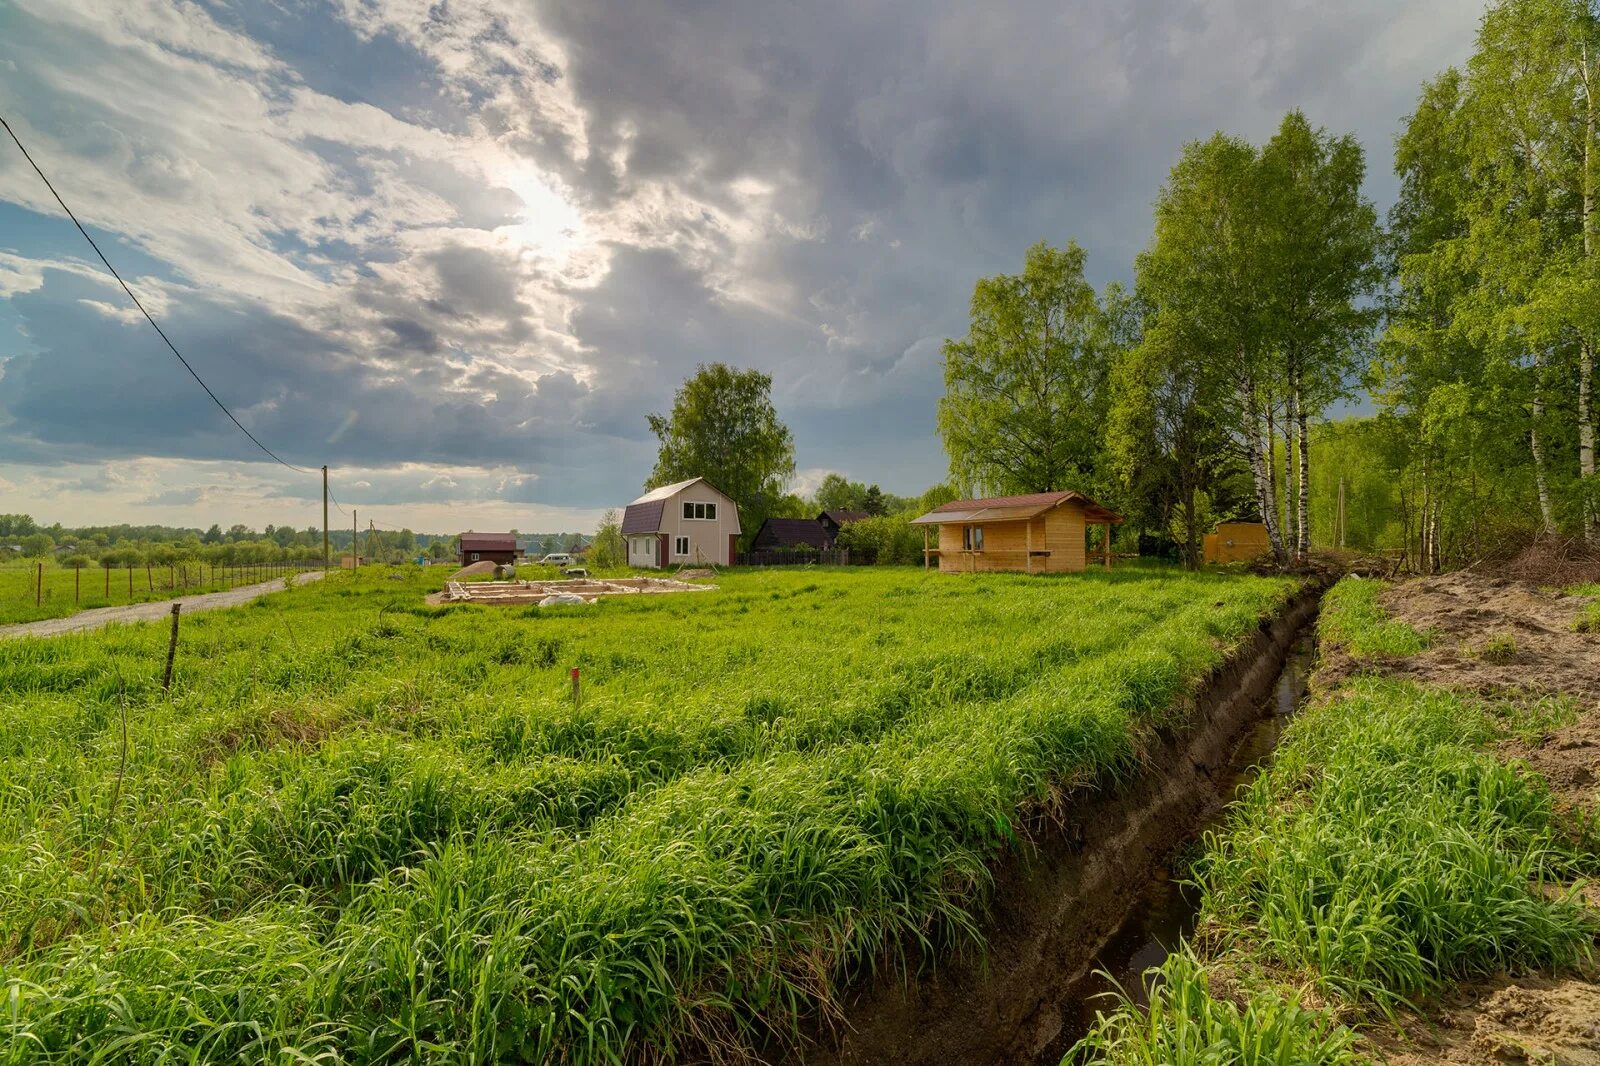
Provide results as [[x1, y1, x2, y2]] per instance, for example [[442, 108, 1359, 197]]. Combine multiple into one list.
[[457, 532, 523, 568]]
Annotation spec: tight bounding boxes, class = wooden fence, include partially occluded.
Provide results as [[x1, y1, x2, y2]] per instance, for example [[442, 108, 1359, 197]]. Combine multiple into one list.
[[735, 548, 854, 567]]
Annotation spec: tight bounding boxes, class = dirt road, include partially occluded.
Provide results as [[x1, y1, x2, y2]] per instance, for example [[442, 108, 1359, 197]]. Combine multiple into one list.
[[0, 570, 326, 640]]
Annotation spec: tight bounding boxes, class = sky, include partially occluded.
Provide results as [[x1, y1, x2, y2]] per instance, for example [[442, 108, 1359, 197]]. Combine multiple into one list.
[[0, 0, 1483, 535]]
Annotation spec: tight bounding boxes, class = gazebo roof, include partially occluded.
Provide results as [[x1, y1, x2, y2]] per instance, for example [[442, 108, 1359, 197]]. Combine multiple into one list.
[[909, 489, 1122, 526]]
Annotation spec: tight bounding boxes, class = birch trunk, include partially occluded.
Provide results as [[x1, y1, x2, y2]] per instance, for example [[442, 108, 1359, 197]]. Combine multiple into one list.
[[1532, 349, 1558, 535], [1296, 380, 1311, 560], [1280, 392, 1297, 561], [1582, 339, 1597, 541], [1243, 376, 1288, 565], [1583, 53, 1597, 542]]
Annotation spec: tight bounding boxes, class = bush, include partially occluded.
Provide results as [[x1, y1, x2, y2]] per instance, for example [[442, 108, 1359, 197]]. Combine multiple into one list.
[[836, 514, 923, 565]]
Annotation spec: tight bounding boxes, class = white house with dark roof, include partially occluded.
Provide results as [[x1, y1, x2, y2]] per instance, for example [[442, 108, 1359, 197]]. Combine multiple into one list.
[[621, 477, 741, 568]]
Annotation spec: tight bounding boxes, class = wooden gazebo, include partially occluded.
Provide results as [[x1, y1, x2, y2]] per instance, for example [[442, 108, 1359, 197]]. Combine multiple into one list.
[[909, 490, 1123, 573]]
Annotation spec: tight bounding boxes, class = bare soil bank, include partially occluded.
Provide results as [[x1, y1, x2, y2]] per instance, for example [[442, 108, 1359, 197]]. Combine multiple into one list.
[[791, 586, 1324, 1066]]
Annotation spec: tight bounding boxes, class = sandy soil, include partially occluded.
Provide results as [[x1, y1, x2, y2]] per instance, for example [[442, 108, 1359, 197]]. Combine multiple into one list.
[[1366, 574, 1600, 816], [448, 560, 499, 580], [1327, 573, 1600, 1065], [1373, 574, 1600, 705], [1375, 975, 1600, 1065], [0, 570, 325, 640]]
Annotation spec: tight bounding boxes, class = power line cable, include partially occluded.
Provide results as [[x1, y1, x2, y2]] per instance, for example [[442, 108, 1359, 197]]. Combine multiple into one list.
[[0, 113, 315, 475]]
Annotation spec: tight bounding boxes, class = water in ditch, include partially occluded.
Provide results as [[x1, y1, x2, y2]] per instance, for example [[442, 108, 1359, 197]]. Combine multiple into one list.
[[1041, 632, 1318, 1061]]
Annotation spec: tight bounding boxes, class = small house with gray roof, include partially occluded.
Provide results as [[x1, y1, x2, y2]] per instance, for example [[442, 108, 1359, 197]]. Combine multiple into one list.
[[621, 477, 741, 568]]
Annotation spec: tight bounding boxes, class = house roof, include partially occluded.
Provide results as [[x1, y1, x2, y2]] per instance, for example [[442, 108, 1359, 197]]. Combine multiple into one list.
[[819, 510, 869, 526], [628, 476, 706, 505], [459, 532, 519, 551], [909, 490, 1123, 526], [621, 499, 666, 534], [754, 517, 831, 547]]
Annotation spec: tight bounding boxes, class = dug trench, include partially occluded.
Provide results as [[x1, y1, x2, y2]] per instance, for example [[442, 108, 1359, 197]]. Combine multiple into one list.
[[790, 583, 1325, 1066]]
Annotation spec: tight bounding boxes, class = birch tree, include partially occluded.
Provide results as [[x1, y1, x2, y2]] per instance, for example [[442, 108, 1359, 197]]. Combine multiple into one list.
[[1257, 111, 1383, 561]]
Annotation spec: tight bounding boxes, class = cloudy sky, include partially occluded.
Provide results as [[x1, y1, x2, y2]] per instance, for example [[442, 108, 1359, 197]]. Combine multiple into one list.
[[0, 0, 1480, 534]]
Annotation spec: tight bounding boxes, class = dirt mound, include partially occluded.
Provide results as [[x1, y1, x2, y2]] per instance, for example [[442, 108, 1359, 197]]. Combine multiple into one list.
[[1374, 574, 1600, 705], [1497, 535, 1600, 586], [448, 560, 498, 580], [1375, 974, 1600, 1065]]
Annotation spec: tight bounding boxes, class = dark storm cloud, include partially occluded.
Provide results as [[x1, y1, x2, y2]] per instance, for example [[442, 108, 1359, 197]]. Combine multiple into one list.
[[0, 0, 1479, 520]]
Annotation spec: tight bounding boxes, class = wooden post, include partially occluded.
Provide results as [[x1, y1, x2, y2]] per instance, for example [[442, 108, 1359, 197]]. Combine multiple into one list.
[[1103, 522, 1112, 571], [353, 508, 358, 571], [35, 562, 42, 607], [146, 563, 153, 592], [571, 667, 581, 711], [322, 465, 330, 574], [1025, 520, 1034, 574], [127, 566, 133, 597], [162, 603, 181, 691], [922, 526, 929, 571], [104, 565, 110, 598]]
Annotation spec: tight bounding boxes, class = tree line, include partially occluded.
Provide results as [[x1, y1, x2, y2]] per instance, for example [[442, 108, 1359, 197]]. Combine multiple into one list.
[[938, 0, 1600, 570]]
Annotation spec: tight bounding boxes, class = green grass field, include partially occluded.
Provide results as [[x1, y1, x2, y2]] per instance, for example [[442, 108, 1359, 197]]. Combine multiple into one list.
[[0, 559, 319, 626], [0, 563, 1295, 1064]]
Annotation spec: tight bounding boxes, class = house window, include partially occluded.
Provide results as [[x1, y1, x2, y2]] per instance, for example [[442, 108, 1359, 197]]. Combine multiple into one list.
[[962, 526, 984, 551], [470, 552, 480, 561], [675, 536, 690, 556], [682, 501, 717, 520]]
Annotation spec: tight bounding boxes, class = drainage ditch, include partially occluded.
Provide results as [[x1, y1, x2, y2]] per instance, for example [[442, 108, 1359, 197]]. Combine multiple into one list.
[[797, 588, 1324, 1066], [1041, 632, 1317, 1060]]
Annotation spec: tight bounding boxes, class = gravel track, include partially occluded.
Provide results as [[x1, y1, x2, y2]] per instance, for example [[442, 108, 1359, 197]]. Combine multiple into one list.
[[0, 570, 326, 640]]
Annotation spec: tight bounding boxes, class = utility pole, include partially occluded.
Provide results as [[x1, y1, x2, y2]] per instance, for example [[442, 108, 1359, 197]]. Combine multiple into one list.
[[322, 465, 330, 574]]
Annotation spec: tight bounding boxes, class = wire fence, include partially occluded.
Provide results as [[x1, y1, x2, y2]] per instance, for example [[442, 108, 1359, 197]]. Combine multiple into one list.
[[8, 558, 323, 616]]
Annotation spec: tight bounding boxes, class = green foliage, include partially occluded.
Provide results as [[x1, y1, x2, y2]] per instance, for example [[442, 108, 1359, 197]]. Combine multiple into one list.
[[18, 534, 53, 558], [0, 565, 1294, 1063], [1317, 577, 1431, 659], [647, 363, 797, 542], [1376, 0, 1600, 557], [939, 241, 1115, 496], [834, 514, 923, 564], [813, 473, 906, 517], [590, 509, 625, 569], [1199, 676, 1599, 1007], [1064, 949, 1364, 1066]]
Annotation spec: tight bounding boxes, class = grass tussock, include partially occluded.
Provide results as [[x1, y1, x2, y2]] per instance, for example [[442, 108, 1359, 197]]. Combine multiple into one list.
[[1065, 950, 1365, 1065], [0, 563, 1296, 1064], [1569, 582, 1600, 633], [1317, 577, 1429, 660]]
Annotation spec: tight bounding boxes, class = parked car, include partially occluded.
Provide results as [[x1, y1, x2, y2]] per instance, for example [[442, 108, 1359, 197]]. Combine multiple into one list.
[[540, 552, 575, 566]]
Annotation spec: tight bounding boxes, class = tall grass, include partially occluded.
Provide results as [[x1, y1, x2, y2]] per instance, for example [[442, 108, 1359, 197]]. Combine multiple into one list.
[[1200, 676, 1598, 1009], [0, 564, 1296, 1063], [1065, 949, 1365, 1065], [1317, 577, 1428, 659]]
